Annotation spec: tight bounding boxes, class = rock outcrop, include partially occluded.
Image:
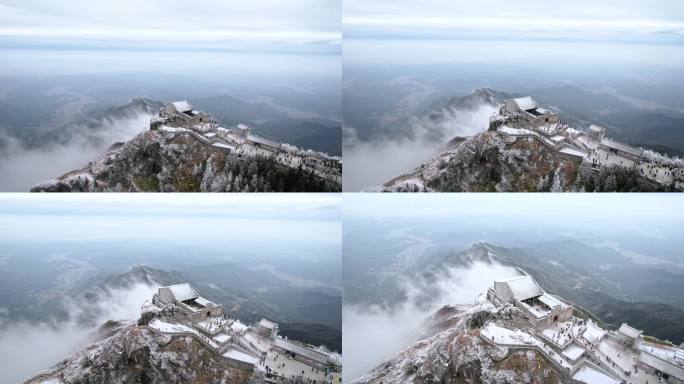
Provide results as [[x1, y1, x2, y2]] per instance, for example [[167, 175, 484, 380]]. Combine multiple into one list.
[[372, 131, 665, 192], [24, 325, 254, 384], [32, 129, 340, 192], [354, 304, 563, 384]]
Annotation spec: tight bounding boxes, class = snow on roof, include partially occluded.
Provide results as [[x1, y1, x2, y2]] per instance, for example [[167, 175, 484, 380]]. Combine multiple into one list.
[[639, 350, 684, 380], [618, 323, 642, 340], [213, 333, 230, 343], [513, 96, 539, 111], [195, 297, 214, 306], [497, 275, 543, 301], [212, 142, 235, 151], [559, 147, 587, 159], [600, 138, 642, 157], [582, 320, 606, 344], [223, 348, 259, 366], [572, 364, 620, 384], [274, 337, 329, 364], [639, 342, 683, 366], [538, 293, 567, 309], [562, 343, 585, 360], [171, 100, 193, 112], [248, 135, 280, 148], [258, 318, 277, 329], [589, 124, 605, 133], [230, 320, 248, 333], [167, 283, 199, 302]]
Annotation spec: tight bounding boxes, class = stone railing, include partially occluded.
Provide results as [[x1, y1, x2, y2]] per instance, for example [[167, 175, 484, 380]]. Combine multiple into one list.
[[148, 324, 219, 354], [479, 334, 572, 376], [234, 336, 262, 357], [569, 335, 626, 381], [536, 329, 577, 351]]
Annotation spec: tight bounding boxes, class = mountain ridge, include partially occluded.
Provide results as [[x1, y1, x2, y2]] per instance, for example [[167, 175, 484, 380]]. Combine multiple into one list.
[[371, 89, 681, 192], [31, 127, 341, 192]]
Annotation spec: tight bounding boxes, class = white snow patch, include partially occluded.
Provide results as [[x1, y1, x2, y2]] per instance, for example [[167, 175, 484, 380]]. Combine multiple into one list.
[[223, 348, 258, 365], [213, 333, 230, 343], [572, 364, 620, 384], [562, 343, 584, 360], [582, 320, 606, 345], [158, 125, 191, 134]]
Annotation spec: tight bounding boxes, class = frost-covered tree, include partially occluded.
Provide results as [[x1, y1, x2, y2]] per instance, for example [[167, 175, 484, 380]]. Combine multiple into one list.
[[200, 160, 214, 191], [537, 175, 550, 191], [209, 173, 227, 191], [604, 174, 617, 192], [550, 168, 563, 192]]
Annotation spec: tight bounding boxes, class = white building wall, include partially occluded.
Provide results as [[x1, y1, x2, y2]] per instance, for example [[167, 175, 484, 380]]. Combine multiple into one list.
[[207, 304, 223, 317], [504, 100, 520, 113], [493, 281, 515, 303], [158, 287, 175, 304]]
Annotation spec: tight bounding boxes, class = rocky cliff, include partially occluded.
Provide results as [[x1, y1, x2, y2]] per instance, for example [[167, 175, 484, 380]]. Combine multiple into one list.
[[32, 129, 340, 192], [353, 304, 564, 384], [370, 88, 673, 192], [24, 325, 255, 384], [372, 130, 665, 192]]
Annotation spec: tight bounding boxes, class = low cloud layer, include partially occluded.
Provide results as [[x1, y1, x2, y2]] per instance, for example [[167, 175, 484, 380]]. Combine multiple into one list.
[[0, 282, 158, 383], [343, 103, 496, 191], [342, 261, 519, 381], [0, 113, 152, 191]]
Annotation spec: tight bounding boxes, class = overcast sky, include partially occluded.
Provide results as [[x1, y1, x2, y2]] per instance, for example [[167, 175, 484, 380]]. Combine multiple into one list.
[[344, 0, 684, 43], [344, 194, 683, 223], [0, 0, 340, 52], [0, 194, 340, 244]]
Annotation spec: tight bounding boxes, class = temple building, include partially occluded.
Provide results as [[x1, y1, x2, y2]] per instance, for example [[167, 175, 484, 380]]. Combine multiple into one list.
[[145, 283, 342, 382], [616, 323, 643, 348], [599, 138, 643, 162], [153, 283, 223, 323], [153, 100, 218, 131], [488, 275, 573, 329], [501, 96, 560, 129], [482, 275, 684, 384], [255, 318, 279, 338]]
